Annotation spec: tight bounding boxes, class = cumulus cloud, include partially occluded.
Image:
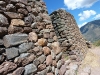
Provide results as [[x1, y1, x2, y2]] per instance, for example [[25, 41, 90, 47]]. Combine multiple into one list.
[[94, 14, 100, 19], [79, 22, 87, 28], [64, 0, 98, 10], [78, 10, 96, 21]]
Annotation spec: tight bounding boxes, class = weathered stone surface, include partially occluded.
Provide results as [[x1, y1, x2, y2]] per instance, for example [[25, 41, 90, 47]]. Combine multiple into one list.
[[10, 19, 25, 26], [0, 55, 5, 63], [55, 68, 59, 75], [23, 27, 32, 33], [24, 64, 37, 75], [11, 0, 28, 5], [38, 64, 46, 71], [43, 32, 50, 39], [28, 32, 38, 42], [38, 55, 46, 64], [12, 67, 24, 75], [32, 8, 38, 16], [32, 46, 42, 53], [33, 59, 40, 67], [0, 61, 17, 75], [51, 50, 56, 59], [16, 3, 25, 8], [0, 27, 8, 37], [0, 14, 9, 26], [19, 0, 28, 5], [6, 4, 16, 12], [18, 8, 28, 15], [0, 39, 3, 46], [14, 54, 35, 66], [0, 0, 63, 75], [52, 60, 57, 67], [52, 66, 55, 73], [47, 73, 54, 75], [43, 46, 51, 55], [46, 66, 52, 72], [8, 25, 23, 34], [57, 60, 63, 69], [50, 9, 88, 61], [56, 52, 62, 61], [24, 13, 35, 25], [4, 12, 24, 19], [37, 69, 47, 75], [19, 42, 33, 53], [0, 48, 5, 54], [46, 55, 53, 65], [0, 1, 6, 7], [26, 6, 32, 12], [37, 38, 47, 46], [59, 65, 66, 75], [3, 33, 28, 48], [51, 42, 61, 54], [6, 47, 19, 59]]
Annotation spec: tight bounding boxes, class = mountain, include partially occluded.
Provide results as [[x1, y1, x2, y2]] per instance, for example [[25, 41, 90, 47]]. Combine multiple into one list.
[[80, 19, 100, 42]]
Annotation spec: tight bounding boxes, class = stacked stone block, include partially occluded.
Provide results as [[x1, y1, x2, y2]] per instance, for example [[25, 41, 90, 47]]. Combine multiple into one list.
[[0, 0, 63, 75], [50, 9, 88, 61]]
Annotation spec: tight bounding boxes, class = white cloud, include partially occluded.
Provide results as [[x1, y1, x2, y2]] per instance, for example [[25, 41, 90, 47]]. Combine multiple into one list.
[[64, 0, 98, 10], [94, 14, 100, 19], [78, 10, 96, 21], [79, 22, 87, 28]]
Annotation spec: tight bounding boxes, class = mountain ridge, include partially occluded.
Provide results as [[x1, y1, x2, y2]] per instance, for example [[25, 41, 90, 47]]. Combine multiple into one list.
[[80, 19, 100, 42]]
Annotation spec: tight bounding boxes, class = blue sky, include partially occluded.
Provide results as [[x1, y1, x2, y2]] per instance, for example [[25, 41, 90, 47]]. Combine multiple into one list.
[[44, 0, 100, 28]]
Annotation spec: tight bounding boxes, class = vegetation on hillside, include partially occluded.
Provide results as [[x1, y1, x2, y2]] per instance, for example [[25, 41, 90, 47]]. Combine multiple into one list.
[[93, 40, 100, 46]]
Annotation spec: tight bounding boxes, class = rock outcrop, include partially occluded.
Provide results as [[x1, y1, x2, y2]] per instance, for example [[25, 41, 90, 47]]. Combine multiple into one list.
[[50, 9, 88, 61], [0, 0, 62, 75]]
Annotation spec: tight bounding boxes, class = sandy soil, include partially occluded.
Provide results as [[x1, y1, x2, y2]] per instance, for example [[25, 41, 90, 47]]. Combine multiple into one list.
[[77, 46, 100, 75]]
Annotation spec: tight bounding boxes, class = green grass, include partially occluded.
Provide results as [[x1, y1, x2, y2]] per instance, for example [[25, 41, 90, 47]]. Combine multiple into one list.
[[93, 40, 100, 46]]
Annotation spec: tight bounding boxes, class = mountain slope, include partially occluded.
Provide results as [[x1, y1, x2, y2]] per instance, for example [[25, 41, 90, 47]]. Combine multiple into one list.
[[80, 19, 100, 42]]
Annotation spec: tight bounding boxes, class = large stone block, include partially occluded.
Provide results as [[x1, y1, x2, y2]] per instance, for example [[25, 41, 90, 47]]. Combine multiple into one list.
[[6, 47, 19, 59], [3, 33, 28, 47], [19, 42, 33, 53], [24, 64, 37, 75], [0, 14, 9, 27], [0, 61, 17, 75], [4, 12, 24, 19]]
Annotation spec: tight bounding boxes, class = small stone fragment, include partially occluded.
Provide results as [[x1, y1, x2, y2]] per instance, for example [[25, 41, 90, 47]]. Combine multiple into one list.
[[38, 38, 47, 46], [28, 32, 38, 42], [46, 55, 53, 65]]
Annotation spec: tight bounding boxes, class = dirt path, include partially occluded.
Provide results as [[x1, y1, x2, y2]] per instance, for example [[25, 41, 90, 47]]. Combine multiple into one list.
[[77, 47, 100, 75]]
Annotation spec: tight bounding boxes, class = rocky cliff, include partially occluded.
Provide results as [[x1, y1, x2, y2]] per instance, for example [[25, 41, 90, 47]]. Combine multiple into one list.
[[0, 0, 63, 75], [50, 9, 88, 61]]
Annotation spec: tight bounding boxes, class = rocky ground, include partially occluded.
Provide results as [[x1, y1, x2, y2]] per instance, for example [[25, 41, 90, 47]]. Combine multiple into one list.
[[77, 46, 100, 75], [60, 46, 100, 75]]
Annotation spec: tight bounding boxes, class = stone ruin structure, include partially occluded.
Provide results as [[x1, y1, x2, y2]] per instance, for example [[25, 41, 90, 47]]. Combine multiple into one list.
[[0, 0, 63, 75], [50, 9, 88, 61], [0, 0, 88, 75]]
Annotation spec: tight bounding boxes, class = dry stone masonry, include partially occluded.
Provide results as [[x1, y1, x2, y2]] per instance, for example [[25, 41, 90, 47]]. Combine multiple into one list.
[[50, 9, 88, 61], [0, 0, 63, 75]]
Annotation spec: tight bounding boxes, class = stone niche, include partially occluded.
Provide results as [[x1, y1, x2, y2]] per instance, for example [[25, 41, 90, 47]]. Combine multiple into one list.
[[50, 9, 88, 61], [0, 0, 62, 75]]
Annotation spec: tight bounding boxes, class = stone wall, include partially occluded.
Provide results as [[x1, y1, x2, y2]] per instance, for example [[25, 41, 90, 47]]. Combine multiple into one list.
[[50, 9, 88, 61], [0, 0, 63, 75]]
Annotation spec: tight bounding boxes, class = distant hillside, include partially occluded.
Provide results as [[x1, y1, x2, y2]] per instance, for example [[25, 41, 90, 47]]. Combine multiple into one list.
[[80, 19, 100, 42]]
